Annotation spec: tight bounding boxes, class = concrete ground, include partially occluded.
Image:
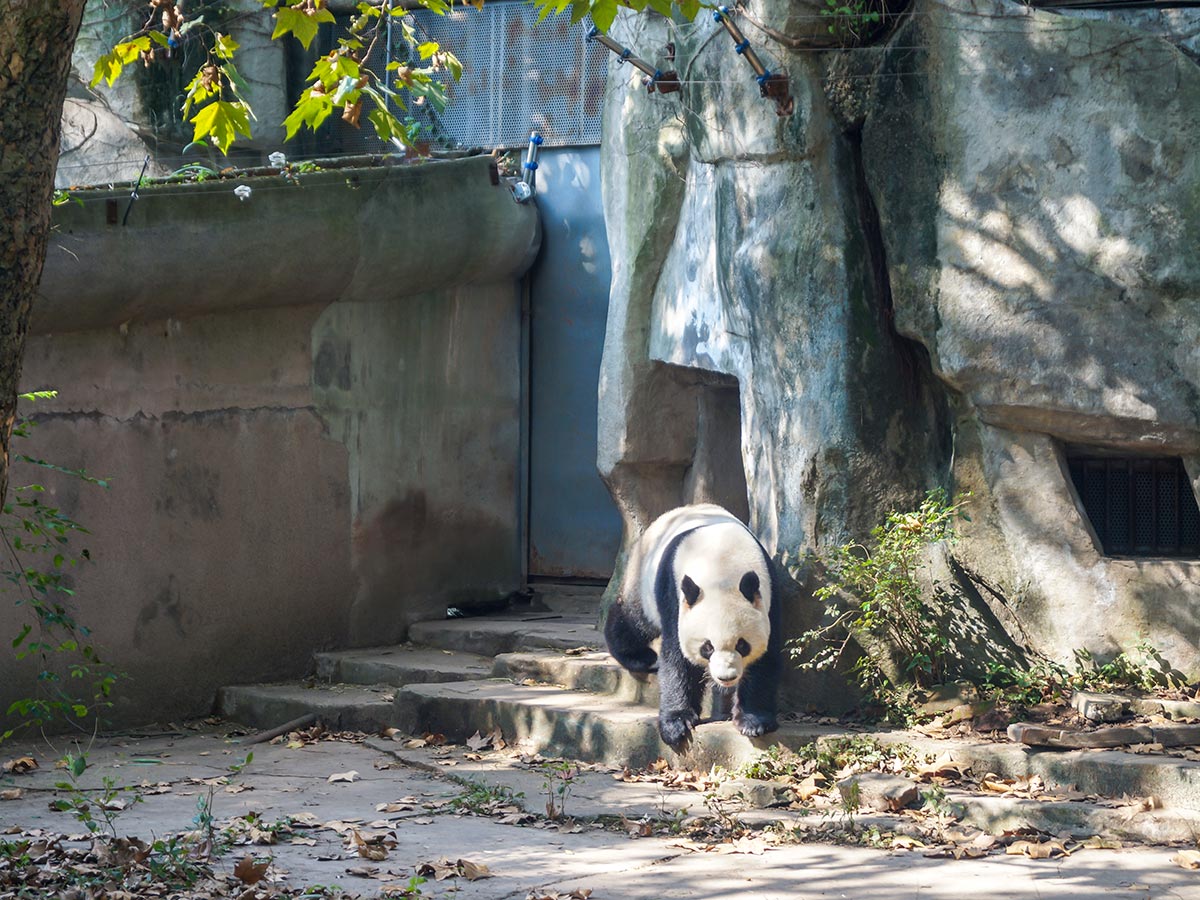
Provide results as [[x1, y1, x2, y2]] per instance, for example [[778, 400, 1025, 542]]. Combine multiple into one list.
[[3, 725, 1200, 899]]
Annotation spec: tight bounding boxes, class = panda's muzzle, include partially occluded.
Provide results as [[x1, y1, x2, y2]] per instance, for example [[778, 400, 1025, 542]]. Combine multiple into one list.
[[708, 650, 743, 686]]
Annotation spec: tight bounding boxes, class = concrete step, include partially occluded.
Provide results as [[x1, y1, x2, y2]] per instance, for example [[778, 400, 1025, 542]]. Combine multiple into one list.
[[528, 583, 605, 616], [392, 678, 1200, 812], [938, 739, 1200, 812], [492, 650, 658, 706], [408, 612, 603, 657], [951, 791, 1200, 844], [217, 682, 398, 734], [315, 645, 493, 686], [365, 737, 1200, 846], [392, 678, 841, 770]]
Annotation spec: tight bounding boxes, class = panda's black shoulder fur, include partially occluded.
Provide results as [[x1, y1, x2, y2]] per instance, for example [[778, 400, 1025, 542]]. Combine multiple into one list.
[[604, 526, 697, 674]]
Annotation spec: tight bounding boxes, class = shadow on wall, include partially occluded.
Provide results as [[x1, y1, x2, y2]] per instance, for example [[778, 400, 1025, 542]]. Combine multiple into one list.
[[349, 490, 517, 644]]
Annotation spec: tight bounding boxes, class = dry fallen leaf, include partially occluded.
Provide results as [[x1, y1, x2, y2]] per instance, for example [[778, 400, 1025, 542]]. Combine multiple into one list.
[[0, 789, 21, 801], [728, 836, 767, 855], [981, 775, 1015, 793], [794, 774, 826, 801], [2, 757, 37, 775], [460, 859, 493, 880], [376, 801, 415, 813], [233, 854, 270, 885], [917, 754, 966, 781], [1006, 839, 1069, 859], [1173, 850, 1200, 870], [1081, 835, 1122, 850], [417, 857, 463, 881], [620, 815, 653, 837], [328, 770, 361, 784]]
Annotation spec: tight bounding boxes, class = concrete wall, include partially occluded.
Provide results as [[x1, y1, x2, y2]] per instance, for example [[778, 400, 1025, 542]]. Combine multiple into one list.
[[3, 156, 539, 727]]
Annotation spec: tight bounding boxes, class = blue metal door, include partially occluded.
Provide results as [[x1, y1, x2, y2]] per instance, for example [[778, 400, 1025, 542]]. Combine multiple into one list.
[[527, 147, 621, 579]]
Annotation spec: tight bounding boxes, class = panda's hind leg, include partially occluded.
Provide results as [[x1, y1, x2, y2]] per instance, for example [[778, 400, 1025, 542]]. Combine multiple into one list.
[[604, 601, 658, 673]]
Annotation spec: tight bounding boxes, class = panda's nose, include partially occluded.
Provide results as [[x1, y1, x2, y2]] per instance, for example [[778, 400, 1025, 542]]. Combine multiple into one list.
[[709, 651, 741, 685]]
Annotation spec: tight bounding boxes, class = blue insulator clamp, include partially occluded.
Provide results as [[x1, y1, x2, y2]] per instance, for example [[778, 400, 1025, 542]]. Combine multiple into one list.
[[735, 39, 749, 54]]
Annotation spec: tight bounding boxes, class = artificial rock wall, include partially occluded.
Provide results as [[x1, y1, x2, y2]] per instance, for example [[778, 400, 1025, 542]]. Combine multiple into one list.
[[599, 0, 1200, 690], [4, 157, 538, 726]]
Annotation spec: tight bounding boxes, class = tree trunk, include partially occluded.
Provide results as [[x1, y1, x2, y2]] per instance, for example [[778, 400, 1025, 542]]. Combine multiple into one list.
[[0, 0, 87, 504]]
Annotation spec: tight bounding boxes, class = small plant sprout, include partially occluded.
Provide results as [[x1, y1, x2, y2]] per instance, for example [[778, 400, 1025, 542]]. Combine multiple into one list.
[[539, 759, 578, 820]]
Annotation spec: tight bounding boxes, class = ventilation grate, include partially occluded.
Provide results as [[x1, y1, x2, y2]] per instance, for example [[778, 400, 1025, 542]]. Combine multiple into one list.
[[397, 2, 608, 150], [1068, 455, 1200, 557]]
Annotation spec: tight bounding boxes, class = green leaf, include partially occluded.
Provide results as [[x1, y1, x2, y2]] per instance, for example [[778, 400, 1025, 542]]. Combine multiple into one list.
[[417, 41, 439, 60], [89, 36, 151, 88], [214, 32, 240, 61], [569, 0, 591, 25], [272, 6, 335, 50], [589, 0, 618, 30], [222, 63, 258, 118], [283, 89, 335, 139], [648, 0, 673, 16], [190, 100, 253, 154], [148, 31, 171, 48], [677, 0, 700, 20]]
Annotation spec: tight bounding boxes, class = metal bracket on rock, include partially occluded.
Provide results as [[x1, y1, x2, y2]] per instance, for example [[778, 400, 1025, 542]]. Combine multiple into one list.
[[713, 6, 794, 117], [587, 26, 681, 95]]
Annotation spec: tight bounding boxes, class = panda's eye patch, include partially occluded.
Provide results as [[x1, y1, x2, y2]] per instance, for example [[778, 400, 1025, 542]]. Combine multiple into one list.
[[735, 639, 751, 657], [699, 640, 713, 659]]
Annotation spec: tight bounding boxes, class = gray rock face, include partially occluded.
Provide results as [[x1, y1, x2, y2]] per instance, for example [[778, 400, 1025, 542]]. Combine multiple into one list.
[[598, 0, 1200, 695], [860, 0, 1200, 675]]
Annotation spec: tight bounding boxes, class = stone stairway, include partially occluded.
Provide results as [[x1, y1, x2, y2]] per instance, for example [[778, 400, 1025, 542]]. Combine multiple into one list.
[[216, 584, 1200, 826], [215, 584, 802, 768]]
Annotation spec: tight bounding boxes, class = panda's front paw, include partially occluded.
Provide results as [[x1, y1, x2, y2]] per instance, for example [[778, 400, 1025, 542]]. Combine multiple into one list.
[[658, 708, 700, 751], [733, 708, 778, 738]]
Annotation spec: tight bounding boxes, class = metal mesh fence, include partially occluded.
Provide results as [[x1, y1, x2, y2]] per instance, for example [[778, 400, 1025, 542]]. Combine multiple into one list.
[[397, 3, 607, 150]]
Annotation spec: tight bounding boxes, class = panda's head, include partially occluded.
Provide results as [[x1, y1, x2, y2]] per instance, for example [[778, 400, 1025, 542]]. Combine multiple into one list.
[[673, 523, 771, 688]]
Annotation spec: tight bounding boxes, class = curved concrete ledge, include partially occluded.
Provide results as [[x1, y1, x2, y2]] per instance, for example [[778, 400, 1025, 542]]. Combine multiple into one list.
[[37, 155, 540, 334]]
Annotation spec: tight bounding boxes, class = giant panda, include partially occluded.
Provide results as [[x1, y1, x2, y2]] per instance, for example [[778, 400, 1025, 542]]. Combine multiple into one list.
[[604, 504, 781, 752]]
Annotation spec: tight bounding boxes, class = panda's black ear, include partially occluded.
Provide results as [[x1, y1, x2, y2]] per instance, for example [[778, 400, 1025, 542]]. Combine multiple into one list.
[[739, 571, 760, 603], [680, 575, 701, 607]]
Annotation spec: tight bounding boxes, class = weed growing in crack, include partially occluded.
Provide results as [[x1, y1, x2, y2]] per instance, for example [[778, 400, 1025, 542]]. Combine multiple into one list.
[[539, 760, 578, 820], [450, 779, 525, 816]]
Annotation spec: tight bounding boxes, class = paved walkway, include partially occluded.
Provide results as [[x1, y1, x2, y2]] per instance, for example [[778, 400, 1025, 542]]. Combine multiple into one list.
[[3, 725, 1200, 899]]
